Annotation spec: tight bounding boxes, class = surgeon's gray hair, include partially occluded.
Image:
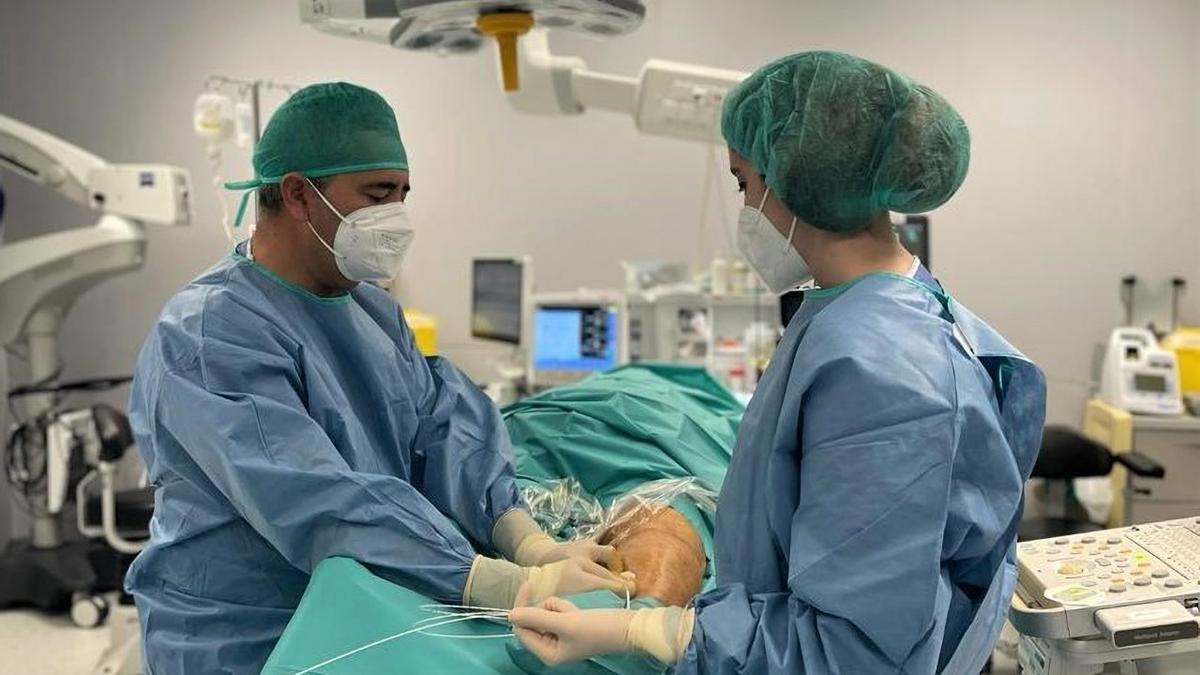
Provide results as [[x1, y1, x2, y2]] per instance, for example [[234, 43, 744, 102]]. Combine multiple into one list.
[[257, 176, 330, 216]]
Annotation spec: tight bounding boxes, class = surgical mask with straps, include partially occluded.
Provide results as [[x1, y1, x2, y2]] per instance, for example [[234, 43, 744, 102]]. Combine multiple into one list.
[[736, 188, 812, 294], [304, 176, 415, 283]]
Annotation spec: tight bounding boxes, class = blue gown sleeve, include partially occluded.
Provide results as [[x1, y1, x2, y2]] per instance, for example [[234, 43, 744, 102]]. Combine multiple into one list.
[[409, 355, 524, 552], [152, 320, 479, 604], [678, 335, 960, 674]]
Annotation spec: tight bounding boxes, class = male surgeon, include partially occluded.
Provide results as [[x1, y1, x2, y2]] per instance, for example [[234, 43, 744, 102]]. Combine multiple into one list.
[[126, 82, 627, 673]]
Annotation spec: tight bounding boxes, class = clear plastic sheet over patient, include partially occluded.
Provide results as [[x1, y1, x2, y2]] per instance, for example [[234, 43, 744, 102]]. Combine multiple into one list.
[[521, 477, 718, 544], [520, 479, 605, 541]]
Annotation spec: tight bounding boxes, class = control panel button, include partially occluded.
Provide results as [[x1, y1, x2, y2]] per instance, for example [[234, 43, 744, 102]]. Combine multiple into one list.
[[1054, 538, 1070, 545], [1133, 578, 1152, 586], [1109, 584, 1127, 593], [1106, 537, 1122, 545], [1165, 579, 1183, 589], [1082, 537, 1096, 544], [1151, 570, 1169, 579]]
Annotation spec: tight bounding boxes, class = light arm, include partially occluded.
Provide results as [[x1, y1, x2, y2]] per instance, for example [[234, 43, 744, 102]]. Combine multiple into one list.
[[500, 30, 747, 143], [295, 2, 745, 144]]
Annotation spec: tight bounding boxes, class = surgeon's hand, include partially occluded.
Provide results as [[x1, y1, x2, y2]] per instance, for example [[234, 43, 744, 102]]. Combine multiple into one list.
[[495, 510, 619, 569], [464, 556, 634, 611], [511, 583, 696, 666], [526, 558, 634, 604], [521, 536, 618, 568], [510, 584, 633, 666]]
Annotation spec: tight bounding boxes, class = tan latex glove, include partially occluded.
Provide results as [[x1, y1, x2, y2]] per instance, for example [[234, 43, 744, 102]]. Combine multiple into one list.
[[509, 582, 694, 666], [463, 556, 634, 610], [518, 534, 617, 568], [493, 508, 617, 568]]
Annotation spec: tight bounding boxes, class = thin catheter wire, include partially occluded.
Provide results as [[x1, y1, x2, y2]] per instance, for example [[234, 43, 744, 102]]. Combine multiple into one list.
[[419, 603, 511, 613], [292, 614, 505, 674], [419, 631, 516, 639], [296, 581, 634, 671], [415, 611, 507, 626], [425, 582, 633, 640]]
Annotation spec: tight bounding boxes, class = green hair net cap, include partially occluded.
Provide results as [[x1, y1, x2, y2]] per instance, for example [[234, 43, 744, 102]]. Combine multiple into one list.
[[224, 82, 409, 227], [721, 51, 970, 233]]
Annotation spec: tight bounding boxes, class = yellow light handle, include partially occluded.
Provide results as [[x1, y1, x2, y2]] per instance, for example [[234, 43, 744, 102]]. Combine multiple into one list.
[[476, 12, 535, 91]]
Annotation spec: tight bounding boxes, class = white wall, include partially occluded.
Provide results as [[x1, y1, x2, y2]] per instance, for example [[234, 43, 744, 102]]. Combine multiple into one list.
[[2, 0, 1199, 542]]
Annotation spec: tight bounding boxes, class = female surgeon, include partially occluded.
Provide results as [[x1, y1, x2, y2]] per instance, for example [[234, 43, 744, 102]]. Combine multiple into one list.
[[509, 51, 1047, 674]]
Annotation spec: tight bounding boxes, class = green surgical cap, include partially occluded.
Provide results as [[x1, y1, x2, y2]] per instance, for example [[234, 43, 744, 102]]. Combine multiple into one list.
[[225, 81, 409, 227], [721, 51, 969, 233]]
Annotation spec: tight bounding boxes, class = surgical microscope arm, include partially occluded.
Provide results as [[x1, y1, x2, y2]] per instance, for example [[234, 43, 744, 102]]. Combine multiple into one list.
[[0, 114, 192, 353], [0, 114, 191, 548], [0, 114, 193, 226], [0, 114, 106, 206]]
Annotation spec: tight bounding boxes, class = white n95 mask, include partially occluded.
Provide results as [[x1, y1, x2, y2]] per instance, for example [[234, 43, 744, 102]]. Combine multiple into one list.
[[736, 188, 811, 294], [305, 177, 415, 282]]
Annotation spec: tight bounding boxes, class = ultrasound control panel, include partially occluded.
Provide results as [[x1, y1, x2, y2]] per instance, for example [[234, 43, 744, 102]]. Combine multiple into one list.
[[1011, 517, 1200, 641]]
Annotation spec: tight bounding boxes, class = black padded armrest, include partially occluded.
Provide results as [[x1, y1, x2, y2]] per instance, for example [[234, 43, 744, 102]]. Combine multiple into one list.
[[1114, 451, 1165, 479], [85, 487, 155, 531], [1033, 426, 1114, 479], [93, 404, 134, 462]]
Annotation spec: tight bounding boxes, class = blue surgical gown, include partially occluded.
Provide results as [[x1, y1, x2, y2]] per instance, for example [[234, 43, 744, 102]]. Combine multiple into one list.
[[677, 269, 1045, 674], [125, 244, 522, 674]]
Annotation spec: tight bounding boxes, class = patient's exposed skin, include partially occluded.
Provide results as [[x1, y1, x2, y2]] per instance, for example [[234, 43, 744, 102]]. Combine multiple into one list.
[[601, 505, 706, 607]]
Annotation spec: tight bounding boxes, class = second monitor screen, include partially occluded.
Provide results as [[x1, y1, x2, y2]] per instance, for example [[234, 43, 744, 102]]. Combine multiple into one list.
[[533, 306, 618, 372], [472, 259, 524, 344]]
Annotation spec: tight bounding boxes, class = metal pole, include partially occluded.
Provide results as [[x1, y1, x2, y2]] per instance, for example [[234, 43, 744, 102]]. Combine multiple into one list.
[[26, 308, 62, 549], [1121, 276, 1137, 327], [251, 81, 263, 144], [1170, 278, 1186, 332]]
